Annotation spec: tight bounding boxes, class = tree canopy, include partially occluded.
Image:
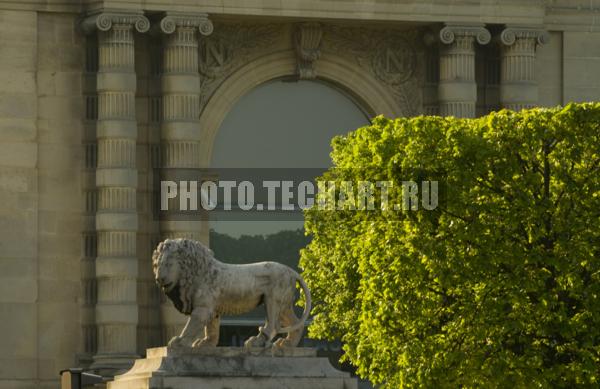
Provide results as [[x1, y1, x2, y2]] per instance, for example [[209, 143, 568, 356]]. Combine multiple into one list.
[[300, 103, 600, 387]]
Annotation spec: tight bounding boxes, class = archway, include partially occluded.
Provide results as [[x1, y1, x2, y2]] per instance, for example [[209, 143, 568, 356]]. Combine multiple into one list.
[[198, 48, 394, 347], [206, 77, 370, 346], [197, 50, 401, 165], [209, 78, 370, 236], [211, 79, 370, 169]]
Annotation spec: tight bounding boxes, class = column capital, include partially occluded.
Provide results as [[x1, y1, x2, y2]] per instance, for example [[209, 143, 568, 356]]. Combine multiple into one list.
[[81, 10, 150, 34], [157, 12, 213, 36], [500, 26, 550, 46], [439, 24, 491, 45]]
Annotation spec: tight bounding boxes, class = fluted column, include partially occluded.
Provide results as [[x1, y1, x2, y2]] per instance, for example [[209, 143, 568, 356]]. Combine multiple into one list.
[[157, 12, 213, 343], [82, 11, 149, 372], [438, 24, 491, 117], [499, 27, 549, 110]]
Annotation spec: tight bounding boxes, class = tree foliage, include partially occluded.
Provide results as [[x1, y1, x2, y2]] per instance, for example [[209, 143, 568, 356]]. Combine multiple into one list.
[[300, 103, 600, 387]]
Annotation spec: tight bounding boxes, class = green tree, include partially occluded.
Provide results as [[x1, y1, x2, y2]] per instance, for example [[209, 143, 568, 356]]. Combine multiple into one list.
[[300, 103, 600, 388]]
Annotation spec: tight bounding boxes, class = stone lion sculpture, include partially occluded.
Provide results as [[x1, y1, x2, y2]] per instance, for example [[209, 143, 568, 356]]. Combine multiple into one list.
[[152, 238, 312, 349]]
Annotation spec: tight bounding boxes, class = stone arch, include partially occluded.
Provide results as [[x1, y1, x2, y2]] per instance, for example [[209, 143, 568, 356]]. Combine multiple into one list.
[[198, 49, 402, 166]]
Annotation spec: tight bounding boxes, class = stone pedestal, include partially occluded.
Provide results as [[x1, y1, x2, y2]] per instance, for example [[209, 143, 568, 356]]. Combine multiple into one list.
[[107, 347, 357, 389]]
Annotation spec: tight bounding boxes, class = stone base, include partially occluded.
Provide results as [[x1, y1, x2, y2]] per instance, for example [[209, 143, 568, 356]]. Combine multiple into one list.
[[91, 353, 139, 377], [106, 346, 357, 389]]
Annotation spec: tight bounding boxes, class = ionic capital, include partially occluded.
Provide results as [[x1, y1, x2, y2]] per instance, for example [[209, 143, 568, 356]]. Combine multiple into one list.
[[500, 26, 550, 46], [439, 24, 491, 45], [81, 11, 150, 34], [157, 12, 213, 36]]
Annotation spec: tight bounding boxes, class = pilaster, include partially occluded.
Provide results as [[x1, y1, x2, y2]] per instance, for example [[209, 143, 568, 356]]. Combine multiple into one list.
[[157, 12, 213, 343], [82, 10, 150, 373], [80, 32, 99, 367], [499, 26, 549, 110], [438, 24, 491, 117]]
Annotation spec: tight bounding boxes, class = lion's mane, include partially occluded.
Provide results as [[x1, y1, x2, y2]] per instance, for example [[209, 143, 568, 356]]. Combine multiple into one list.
[[152, 238, 216, 315]]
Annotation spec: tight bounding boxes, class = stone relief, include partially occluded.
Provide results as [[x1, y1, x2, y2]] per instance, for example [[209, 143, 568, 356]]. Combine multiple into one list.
[[197, 22, 283, 112], [321, 25, 424, 116], [294, 22, 323, 80], [153, 238, 312, 349], [196, 22, 425, 117]]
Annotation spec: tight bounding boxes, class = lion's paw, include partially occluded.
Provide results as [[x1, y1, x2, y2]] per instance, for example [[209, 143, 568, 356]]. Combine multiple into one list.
[[273, 338, 294, 348], [168, 336, 183, 348], [192, 338, 214, 348], [244, 335, 271, 348]]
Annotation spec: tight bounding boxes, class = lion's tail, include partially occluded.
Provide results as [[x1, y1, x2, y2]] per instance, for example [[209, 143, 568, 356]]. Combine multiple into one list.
[[278, 272, 312, 334]]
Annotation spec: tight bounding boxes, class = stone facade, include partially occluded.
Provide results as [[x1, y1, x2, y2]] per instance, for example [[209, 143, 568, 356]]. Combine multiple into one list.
[[0, 0, 599, 387]]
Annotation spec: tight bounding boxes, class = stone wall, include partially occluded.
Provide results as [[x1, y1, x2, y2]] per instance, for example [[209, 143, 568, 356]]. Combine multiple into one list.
[[536, 31, 563, 108], [36, 11, 85, 388], [0, 9, 86, 389], [563, 31, 600, 103], [0, 9, 40, 389]]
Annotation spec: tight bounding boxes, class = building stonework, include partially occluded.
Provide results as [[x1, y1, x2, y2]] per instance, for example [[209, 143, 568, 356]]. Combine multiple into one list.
[[0, 0, 598, 387]]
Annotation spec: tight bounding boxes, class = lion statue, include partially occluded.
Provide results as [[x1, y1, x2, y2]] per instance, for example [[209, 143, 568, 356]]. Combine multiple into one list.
[[152, 238, 311, 349]]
